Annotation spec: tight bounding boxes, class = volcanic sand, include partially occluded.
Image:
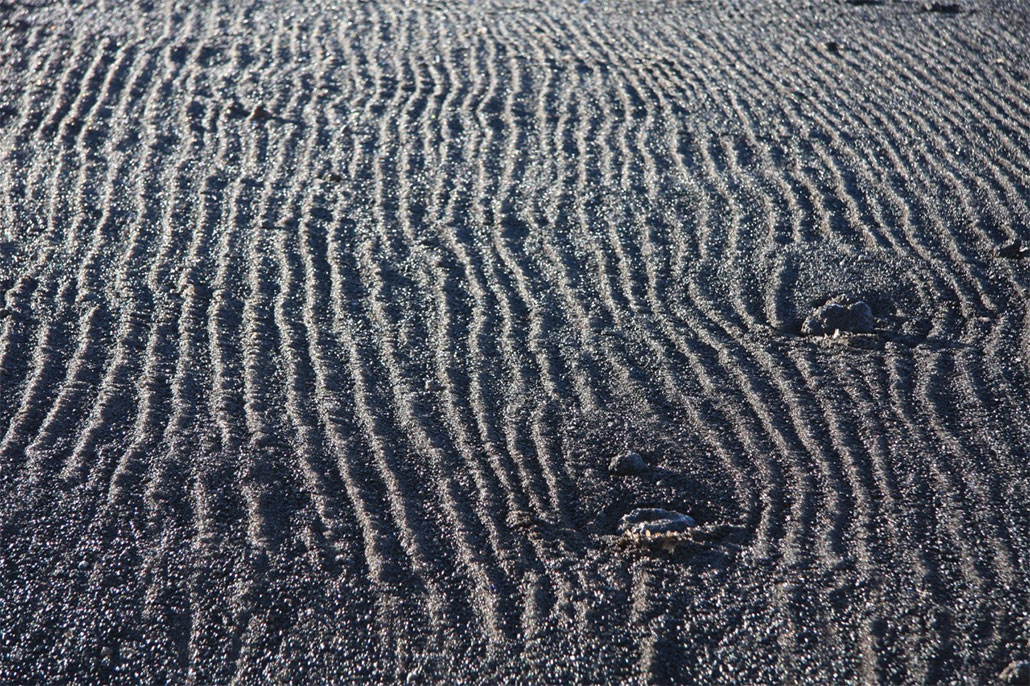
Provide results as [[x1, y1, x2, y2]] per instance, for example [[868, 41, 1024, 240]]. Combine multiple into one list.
[[1, 0, 1029, 682]]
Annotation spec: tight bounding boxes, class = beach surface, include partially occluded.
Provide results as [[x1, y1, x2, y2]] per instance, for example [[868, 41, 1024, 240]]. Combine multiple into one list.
[[1, 0, 1029, 682]]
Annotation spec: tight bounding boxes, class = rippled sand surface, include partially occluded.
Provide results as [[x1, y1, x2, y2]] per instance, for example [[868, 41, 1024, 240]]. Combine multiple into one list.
[[1, 0, 1029, 682]]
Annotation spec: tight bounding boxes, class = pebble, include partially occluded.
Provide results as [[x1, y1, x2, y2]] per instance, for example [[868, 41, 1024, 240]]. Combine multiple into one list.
[[618, 508, 696, 536], [801, 295, 874, 336], [250, 104, 273, 121], [608, 451, 647, 476]]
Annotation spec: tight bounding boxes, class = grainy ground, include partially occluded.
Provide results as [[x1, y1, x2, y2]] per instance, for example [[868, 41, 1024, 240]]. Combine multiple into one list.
[[1, 0, 1029, 683]]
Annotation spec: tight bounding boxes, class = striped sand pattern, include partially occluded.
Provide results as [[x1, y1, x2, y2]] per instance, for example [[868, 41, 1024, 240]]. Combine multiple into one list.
[[1, 0, 1029, 682]]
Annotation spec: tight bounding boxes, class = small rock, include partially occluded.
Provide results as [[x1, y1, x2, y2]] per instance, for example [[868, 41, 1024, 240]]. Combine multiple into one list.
[[608, 451, 647, 476], [998, 240, 1029, 259], [999, 660, 1030, 684], [618, 508, 695, 536], [801, 295, 874, 336], [922, 2, 961, 13], [250, 104, 273, 121], [825, 41, 841, 54]]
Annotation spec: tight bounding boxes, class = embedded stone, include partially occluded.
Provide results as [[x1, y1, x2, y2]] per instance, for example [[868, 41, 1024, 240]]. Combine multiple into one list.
[[618, 508, 696, 536], [801, 295, 874, 336], [608, 451, 647, 476]]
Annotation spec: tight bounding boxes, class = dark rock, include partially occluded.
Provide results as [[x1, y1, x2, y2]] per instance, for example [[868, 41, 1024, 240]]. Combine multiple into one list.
[[825, 41, 841, 54], [845, 0, 883, 5], [998, 240, 1029, 259], [999, 660, 1030, 684], [250, 104, 273, 121], [608, 451, 647, 476], [922, 2, 961, 13], [618, 508, 695, 536], [801, 295, 875, 336]]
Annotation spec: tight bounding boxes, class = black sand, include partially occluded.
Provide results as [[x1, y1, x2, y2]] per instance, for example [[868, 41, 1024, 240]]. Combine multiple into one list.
[[1, 0, 1029, 683]]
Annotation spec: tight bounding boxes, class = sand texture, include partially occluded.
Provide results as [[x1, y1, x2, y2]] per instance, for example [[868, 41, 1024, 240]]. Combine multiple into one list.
[[1, 0, 1029, 682]]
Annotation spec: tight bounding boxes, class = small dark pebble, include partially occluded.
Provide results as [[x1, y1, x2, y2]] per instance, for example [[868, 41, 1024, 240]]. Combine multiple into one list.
[[801, 295, 874, 336], [999, 660, 1030, 684], [250, 104, 273, 121], [608, 451, 647, 476], [998, 240, 1029, 259], [922, 2, 961, 13], [845, 0, 883, 5], [825, 41, 841, 54]]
